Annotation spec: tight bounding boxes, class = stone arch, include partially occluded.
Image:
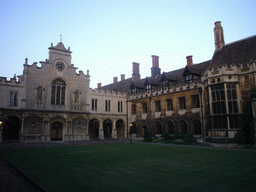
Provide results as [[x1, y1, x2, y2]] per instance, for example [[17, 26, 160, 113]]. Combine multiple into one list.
[[50, 117, 66, 141], [3, 115, 20, 141], [154, 121, 163, 135], [179, 120, 188, 135], [192, 119, 201, 135], [50, 121, 63, 141], [103, 119, 112, 138], [116, 119, 124, 138], [89, 119, 99, 139], [130, 122, 137, 135], [167, 120, 175, 134], [142, 125, 149, 138]]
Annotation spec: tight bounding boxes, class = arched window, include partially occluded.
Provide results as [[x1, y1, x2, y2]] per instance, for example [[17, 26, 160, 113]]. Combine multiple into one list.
[[155, 121, 162, 134], [51, 78, 66, 105], [167, 121, 174, 134], [180, 120, 187, 134], [193, 119, 201, 135]]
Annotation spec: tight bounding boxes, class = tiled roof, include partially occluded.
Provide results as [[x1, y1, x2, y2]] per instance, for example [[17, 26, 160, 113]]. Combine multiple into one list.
[[101, 60, 211, 94], [100, 78, 133, 93], [210, 35, 256, 69]]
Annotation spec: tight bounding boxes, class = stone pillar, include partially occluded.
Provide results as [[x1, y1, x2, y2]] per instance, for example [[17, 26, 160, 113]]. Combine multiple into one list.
[[66, 121, 73, 142], [44, 121, 51, 142], [20, 115, 25, 142], [252, 98, 256, 139], [124, 118, 127, 138], [85, 119, 89, 140], [112, 119, 117, 139], [99, 118, 104, 140]]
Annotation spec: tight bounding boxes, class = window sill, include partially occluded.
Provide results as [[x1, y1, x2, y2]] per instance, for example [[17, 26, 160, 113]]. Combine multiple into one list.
[[191, 108, 200, 113], [178, 109, 186, 115], [166, 110, 173, 116], [155, 112, 161, 118]]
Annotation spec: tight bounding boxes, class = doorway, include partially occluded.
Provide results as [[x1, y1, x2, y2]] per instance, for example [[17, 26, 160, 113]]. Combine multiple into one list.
[[51, 121, 63, 141]]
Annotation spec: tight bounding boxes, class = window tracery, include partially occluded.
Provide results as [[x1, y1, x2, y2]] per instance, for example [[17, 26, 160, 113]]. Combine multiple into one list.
[[51, 78, 66, 105]]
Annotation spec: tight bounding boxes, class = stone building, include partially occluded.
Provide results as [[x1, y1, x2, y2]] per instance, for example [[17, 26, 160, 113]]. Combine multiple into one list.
[[0, 42, 127, 142], [0, 21, 255, 143], [101, 21, 256, 142]]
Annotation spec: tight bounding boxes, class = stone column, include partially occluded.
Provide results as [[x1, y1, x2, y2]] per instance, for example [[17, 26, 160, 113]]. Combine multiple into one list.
[[66, 121, 73, 142], [44, 121, 51, 142], [124, 118, 127, 138], [99, 118, 104, 140], [20, 115, 25, 142], [85, 118, 89, 140], [252, 98, 256, 139], [112, 119, 117, 139]]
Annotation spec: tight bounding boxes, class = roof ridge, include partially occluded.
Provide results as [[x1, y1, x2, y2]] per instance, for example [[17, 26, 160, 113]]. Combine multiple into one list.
[[224, 34, 256, 47]]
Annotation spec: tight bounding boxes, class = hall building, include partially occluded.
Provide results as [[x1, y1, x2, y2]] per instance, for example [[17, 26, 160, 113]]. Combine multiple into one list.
[[101, 21, 256, 142], [0, 21, 256, 143]]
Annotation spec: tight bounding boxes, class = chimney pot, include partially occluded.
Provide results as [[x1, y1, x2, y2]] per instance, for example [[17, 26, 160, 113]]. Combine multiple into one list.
[[151, 55, 161, 77], [186, 55, 193, 66], [132, 62, 140, 81], [113, 77, 118, 83], [152, 55, 159, 68], [214, 21, 225, 50], [121, 74, 125, 81], [98, 83, 102, 89]]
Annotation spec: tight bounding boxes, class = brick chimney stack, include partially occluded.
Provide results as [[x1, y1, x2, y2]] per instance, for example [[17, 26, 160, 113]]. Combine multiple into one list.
[[132, 62, 140, 81], [186, 55, 193, 66], [121, 74, 125, 81], [113, 77, 118, 83], [214, 21, 225, 50], [151, 55, 161, 78], [98, 83, 101, 89]]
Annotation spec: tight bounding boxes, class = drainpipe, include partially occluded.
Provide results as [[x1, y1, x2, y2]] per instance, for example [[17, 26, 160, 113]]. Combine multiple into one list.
[[199, 87, 205, 144], [149, 97, 152, 135], [126, 98, 129, 139]]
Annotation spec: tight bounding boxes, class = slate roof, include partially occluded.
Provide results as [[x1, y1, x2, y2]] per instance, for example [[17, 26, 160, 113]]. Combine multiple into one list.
[[100, 78, 133, 94], [210, 35, 256, 69], [101, 60, 210, 94], [100, 34, 255, 95]]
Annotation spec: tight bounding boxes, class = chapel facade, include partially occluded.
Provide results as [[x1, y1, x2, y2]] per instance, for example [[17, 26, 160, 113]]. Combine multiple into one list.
[[0, 42, 127, 142]]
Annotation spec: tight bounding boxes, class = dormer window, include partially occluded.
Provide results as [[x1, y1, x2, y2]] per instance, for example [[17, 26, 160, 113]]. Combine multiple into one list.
[[186, 75, 192, 81], [185, 74, 199, 82], [132, 88, 137, 94], [146, 84, 152, 92], [163, 80, 169, 90]]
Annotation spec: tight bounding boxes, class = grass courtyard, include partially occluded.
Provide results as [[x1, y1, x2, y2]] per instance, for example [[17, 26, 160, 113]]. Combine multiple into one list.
[[1, 143, 256, 192]]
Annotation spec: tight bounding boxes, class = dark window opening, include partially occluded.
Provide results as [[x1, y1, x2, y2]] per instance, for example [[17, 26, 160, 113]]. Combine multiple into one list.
[[191, 95, 200, 108], [179, 97, 186, 109], [167, 99, 173, 111], [155, 101, 161, 112], [142, 103, 147, 113]]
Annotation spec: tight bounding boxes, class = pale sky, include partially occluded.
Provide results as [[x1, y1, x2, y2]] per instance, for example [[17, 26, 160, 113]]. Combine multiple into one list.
[[1, 0, 256, 88]]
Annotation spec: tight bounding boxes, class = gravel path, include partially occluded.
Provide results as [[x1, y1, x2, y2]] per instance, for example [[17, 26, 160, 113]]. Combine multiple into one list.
[[0, 156, 45, 192]]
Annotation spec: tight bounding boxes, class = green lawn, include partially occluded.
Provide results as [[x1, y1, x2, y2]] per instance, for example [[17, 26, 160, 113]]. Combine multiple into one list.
[[1, 144, 256, 192]]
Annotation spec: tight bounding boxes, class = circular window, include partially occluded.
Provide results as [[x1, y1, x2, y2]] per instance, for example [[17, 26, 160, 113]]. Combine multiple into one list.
[[55, 61, 65, 71]]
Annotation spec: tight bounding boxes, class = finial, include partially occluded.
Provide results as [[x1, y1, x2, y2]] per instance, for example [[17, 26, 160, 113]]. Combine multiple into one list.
[[25, 58, 28, 65], [59, 34, 62, 42], [87, 70, 89, 76]]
